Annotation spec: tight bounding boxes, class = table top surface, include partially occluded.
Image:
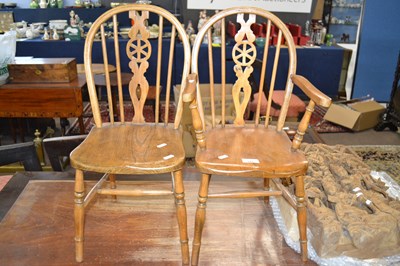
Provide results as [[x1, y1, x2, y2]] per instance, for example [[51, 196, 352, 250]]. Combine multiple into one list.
[[0, 74, 86, 89], [77, 64, 116, 75]]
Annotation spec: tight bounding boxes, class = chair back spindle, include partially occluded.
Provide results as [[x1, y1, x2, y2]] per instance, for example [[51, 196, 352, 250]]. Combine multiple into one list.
[[254, 20, 271, 126], [155, 16, 163, 124], [112, 14, 125, 123], [164, 25, 176, 126], [100, 24, 115, 124], [207, 28, 216, 128]]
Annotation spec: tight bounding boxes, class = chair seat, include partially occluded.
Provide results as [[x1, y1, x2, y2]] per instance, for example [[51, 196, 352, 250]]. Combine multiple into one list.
[[70, 123, 185, 174], [195, 127, 308, 177]]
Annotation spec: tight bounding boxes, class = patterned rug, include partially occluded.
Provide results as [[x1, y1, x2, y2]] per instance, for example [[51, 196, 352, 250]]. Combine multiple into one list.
[[69, 103, 348, 135], [350, 145, 400, 184], [66, 102, 175, 135], [310, 105, 350, 133]]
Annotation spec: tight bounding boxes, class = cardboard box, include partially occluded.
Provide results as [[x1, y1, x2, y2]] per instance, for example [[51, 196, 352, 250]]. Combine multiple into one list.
[[323, 100, 385, 131], [174, 83, 234, 157], [8, 58, 77, 83]]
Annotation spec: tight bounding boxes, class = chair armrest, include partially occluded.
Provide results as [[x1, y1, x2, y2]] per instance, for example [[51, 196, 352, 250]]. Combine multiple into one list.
[[291, 74, 332, 108], [290, 75, 332, 150], [182, 73, 198, 103]]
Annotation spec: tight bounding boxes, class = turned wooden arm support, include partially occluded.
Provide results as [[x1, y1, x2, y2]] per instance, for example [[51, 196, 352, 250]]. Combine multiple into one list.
[[290, 75, 332, 150], [182, 73, 206, 149], [182, 73, 197, 103]]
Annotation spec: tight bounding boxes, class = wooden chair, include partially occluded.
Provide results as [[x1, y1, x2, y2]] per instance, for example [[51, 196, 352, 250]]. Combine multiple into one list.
[[42, 135, 86, 171], [70, 5, 191, 263], [183, 7, 332, 264], [0, 142, 42, 171]]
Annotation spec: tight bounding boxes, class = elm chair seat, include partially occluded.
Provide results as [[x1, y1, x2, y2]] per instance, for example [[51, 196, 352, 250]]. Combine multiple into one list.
[[195, 127, 308, 176], [71, 124, 185, 174]]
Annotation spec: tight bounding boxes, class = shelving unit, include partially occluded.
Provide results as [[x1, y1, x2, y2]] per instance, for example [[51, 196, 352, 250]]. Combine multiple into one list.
[[4, 7, 129, 27], [323, 0, 364, 44]]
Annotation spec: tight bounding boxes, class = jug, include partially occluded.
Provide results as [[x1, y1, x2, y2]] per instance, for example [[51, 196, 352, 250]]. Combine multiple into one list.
[[11, 21, 28, 38], [49, 0, 57, 8], [39, 0, 48, 8], [30, 0, 39, 8]]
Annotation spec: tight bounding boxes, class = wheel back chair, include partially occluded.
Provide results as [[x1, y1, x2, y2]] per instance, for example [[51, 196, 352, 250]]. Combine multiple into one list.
[[70, 4, 191, 263], [183, 7, 332, 264]]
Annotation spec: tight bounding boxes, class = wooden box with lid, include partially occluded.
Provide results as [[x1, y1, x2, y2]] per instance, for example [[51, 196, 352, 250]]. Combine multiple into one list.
[[8, 57, 77, 83]]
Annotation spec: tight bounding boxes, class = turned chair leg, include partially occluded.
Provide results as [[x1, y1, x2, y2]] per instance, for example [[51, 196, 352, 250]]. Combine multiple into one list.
[[173, 170, 190, 265], [191, 173, 211, 266], [295, 175, 308, 262], [74, 169, 85, 262], [263, 178, 270, 203], [109, 173, 117, 200]]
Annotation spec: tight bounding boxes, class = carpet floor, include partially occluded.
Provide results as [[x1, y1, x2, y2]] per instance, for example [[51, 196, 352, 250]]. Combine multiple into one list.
[[309, 105, 350, 133], [350, 145, 400, 184]]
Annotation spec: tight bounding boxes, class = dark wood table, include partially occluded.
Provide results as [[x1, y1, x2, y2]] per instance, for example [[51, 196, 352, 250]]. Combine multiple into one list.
[[0, 75, 87, 138]]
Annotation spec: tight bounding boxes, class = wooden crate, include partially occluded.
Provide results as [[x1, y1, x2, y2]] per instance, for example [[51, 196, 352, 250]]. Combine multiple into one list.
[[8, 58, 77, 83]]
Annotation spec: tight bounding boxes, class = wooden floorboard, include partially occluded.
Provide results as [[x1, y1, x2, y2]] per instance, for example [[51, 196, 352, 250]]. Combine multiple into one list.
[[0, 172, 315, 265]]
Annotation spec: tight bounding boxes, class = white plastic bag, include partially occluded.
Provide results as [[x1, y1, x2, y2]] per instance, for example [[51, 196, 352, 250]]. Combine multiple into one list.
[[0, 31, 17, 85]]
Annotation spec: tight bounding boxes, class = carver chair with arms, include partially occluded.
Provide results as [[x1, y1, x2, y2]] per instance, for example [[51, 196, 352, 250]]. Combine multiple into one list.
[[183, 7, 332, 264], [70, 4, 191, 263]]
